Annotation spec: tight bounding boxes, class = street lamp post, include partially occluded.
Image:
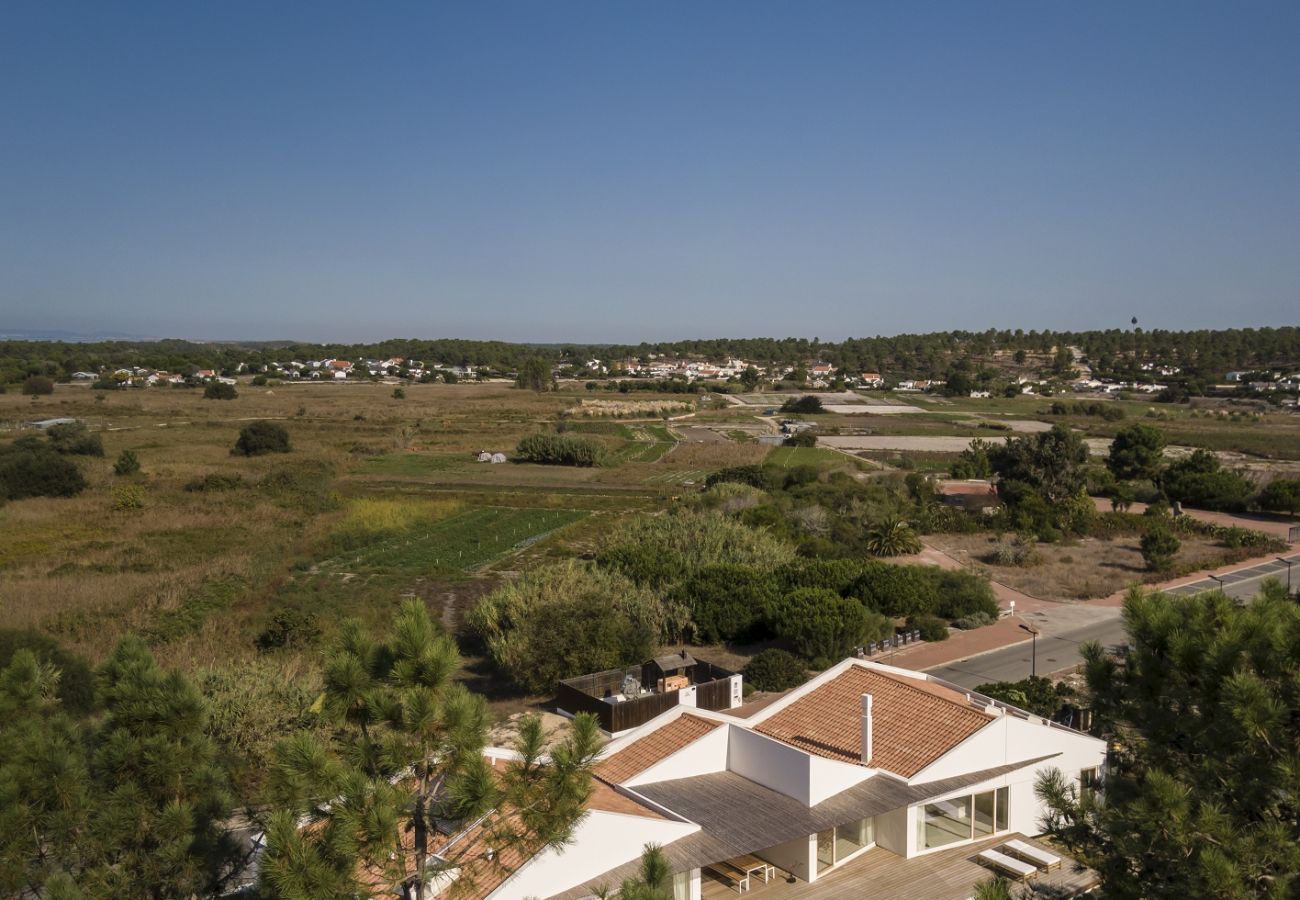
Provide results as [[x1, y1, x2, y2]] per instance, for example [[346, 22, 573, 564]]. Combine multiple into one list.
[[1277, 557, 1294, 595], [1019, 624, 1039, 678]]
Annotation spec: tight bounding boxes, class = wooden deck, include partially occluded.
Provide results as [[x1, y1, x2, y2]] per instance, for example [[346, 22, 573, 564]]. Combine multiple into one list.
[[700, 833, 1097, 900]]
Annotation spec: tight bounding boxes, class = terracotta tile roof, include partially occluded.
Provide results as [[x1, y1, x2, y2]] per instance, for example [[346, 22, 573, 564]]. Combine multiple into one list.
[[595, 714, 722, 784], [754, 665, 992, 777], [586, 779, 666, 819]]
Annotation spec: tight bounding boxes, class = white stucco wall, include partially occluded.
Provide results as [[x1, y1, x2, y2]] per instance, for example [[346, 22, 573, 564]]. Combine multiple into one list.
[[873, 806, 909, 857], [806, 754, 873, 806], [488, 809, 698, 900], [727, 726, 813, 804], [910, 710, 1106, 846], [624, 723, 730, 787]]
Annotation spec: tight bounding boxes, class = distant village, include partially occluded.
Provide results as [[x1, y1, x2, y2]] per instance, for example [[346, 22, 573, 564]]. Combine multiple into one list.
[[63, 351, 1300, 403]]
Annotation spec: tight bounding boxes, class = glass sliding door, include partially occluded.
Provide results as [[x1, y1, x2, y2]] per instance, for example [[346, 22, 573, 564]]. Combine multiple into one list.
[[816, 829, 835, 873], [834, 817, 873, 861], [995, 786, 1009, 831], [973, 791, 996, 837], [920, 796, 972, 849]]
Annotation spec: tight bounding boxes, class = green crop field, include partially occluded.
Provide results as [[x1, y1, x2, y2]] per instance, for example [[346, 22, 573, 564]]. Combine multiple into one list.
[[766, 445, 862, 469], [325, 506, 589, 575]]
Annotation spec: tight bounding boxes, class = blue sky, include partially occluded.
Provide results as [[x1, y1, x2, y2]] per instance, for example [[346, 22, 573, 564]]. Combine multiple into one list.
[[2, 1, 1298, 343]]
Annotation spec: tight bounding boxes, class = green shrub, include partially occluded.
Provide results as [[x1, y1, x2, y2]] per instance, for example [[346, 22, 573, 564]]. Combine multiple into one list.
[[255, 607, 321, 651], [743, 649, 808, 692], [21, 375, 54, 395], [953, 611, 999, 630], [392, 387, 405, 399], [784, 430, 817, 447], [112, 484, 146, 511], [46, 422, 104, 457], [1159, 448, 1254, 512], [1257, 478, 1300, 516], [766, 588, 889, 661], [251, 374, 269, 386], [1140, 526, 1181, 572], [0, 441, 87, 499], [113, 449, 141, 476], [514, 433, 606, 467], [203, 381, 238, 400], [907, 614, 950, 642], [233, 420, 291, 456], [974, 675, 1076, 718], [0, 628, 95, 715], [468, 561, 667, 693], [675, 564, 779, 644], [847, 563, 998, 621], [704, 464, 773, 490], [184, 473, 244, 492], [780, 395, 824, 414]]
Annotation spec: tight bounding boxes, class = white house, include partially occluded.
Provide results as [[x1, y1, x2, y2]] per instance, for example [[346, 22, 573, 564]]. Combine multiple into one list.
[[440, 658, 1105, 900]]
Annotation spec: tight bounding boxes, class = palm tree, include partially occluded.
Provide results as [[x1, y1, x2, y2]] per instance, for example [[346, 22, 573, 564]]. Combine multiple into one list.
[[865, 516, 922, 557]]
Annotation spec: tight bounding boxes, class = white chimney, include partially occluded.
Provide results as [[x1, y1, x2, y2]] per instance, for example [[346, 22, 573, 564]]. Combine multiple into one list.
[[861, 693, 874, 765]]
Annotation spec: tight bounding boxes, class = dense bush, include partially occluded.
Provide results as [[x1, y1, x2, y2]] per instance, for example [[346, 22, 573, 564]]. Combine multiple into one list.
[[468, 561, 668, 693], [203, 381, 238, 400], [766, 588, 889, 661], [974, 675, 1076, 718], [675, 564, 779, 644], [232, 420, 291, 456], [112, 484, 146, 511], [847, 563, 998, 621], [255, 607, 321, 651], [907, 614, 950, 642], [1140, 526, 1181, 572], [1159, 448, 1254, 512], [0, 440, 87, 500], [1107, 423, 1166, 482], [705, 464, 775, 490], [1257, 478, 1300, 516], [742, 649, 808, 692], [46, 422, 104, 457], [784, 430, 817, 447], [113, 448, 141, 475], [184, 472, 245, 492], [953, 611, 999, 630], [21, 375, 55, 395], [514, 433, 605, 467], [597, 510, 795, 588], [773, 559, 869, 595], [781, 395, 824, 414]]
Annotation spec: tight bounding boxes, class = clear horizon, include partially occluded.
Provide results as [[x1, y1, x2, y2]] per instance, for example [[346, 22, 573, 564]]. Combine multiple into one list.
[[3, 1, 1298, 343]]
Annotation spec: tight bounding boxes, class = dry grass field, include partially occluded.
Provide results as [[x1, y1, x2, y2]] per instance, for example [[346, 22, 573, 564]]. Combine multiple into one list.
[[929, 532, 1254, 601], [0, 381, 775, 706]]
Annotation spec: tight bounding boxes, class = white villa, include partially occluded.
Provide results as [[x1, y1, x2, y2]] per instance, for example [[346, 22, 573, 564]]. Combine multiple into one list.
[[445, 657, 1106, 900]]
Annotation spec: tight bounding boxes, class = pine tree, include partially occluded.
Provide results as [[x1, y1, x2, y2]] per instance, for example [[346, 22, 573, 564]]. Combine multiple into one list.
[[261, 600, 601, 899], [1036, 584, 1300, 898], [0, 641, 239, 898]]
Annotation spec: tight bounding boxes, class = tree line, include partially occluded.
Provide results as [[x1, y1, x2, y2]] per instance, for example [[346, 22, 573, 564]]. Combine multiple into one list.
[[4, 326, 1299, 386]]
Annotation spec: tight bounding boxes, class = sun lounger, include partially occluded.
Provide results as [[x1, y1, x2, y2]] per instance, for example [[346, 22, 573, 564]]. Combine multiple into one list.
[[977, 848, 1038, 881], [1002, 838, 1062, 871]]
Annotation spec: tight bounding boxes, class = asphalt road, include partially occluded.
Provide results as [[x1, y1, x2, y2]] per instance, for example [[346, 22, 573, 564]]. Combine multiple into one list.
[[924, 619, 1126, 689], [925, 553, 1300, 690], [1161, 552, 1299, 600]]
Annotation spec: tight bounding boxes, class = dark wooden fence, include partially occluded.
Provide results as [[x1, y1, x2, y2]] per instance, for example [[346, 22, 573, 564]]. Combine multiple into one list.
[[558, 661, 737, 733]]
